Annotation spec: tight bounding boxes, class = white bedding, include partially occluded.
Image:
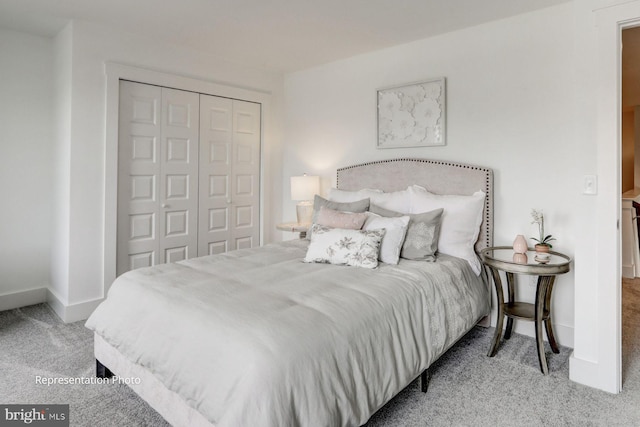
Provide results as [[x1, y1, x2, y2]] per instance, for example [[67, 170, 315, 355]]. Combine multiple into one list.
[[85, 240, 490, 427]]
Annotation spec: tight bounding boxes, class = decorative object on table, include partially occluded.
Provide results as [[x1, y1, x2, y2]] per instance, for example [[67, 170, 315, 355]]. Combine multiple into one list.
[[513, 253, 528, 264], [512, 234, 528, 254], [530, 209, 555, 253], [534, 253, 551, 264], [290, 174, 320, 225], [377, 77, 446, 149]]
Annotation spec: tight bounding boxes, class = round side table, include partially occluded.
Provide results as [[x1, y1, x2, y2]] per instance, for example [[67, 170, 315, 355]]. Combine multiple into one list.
[[276, 222, 310, 239], [480, 246, 571, 375]]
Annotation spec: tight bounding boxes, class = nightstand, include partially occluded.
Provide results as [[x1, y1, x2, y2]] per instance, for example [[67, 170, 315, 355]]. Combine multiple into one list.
[[481, 246, 571, 374], [276, 222, 310, 239]]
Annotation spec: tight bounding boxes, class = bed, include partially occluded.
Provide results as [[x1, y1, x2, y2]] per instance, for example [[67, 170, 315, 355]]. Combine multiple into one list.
[[86, 158, 494, 427]]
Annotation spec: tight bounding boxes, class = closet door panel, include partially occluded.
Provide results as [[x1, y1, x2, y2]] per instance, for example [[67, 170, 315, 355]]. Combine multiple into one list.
[[199, 95, 233, 255], [159, 88, 200, 264], [118, 81, 261, 274], [117, 81, 162, 276], [231, 100, 261, 250]]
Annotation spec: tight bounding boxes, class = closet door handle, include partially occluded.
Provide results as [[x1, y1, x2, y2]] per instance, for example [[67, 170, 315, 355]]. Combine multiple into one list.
[[161, 203, 169, 208], [227, 199, 232, 204]]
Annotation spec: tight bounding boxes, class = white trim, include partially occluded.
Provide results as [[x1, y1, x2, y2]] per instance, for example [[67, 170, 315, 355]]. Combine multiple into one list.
[[569, 354, 601, 390], [577, 0, 640, 394], [46, 288, 103, 323], [103, 62, 270, 294], [0, 288, 47, 312]]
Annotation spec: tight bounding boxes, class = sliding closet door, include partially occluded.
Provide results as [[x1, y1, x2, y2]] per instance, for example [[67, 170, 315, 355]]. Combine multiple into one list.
[[117, 82, 199, 276], [199, 95, 261, 254]]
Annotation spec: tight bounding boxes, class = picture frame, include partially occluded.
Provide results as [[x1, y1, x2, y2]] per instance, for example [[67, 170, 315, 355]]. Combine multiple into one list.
[[376, 77, 446, 149]]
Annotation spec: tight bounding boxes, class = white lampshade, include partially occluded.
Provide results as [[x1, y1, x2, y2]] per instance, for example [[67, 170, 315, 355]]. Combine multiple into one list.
[[290, 175, 319, 201]]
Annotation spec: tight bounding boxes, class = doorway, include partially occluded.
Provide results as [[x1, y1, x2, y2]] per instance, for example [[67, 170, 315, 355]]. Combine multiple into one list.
[[621, 25, 640, 386]]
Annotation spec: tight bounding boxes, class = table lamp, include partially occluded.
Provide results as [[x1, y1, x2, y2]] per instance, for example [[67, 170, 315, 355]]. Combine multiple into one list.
[[290, 174, 319, 225]]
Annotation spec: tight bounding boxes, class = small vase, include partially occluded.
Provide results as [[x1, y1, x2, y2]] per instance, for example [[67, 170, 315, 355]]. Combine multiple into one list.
[[535, 244, 550, 253], [513, 234, 528, 254], [513, 253, 528, 264]]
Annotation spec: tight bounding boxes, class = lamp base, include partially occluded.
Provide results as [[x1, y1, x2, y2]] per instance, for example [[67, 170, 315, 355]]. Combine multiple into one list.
[[296, 201, 313, 225]]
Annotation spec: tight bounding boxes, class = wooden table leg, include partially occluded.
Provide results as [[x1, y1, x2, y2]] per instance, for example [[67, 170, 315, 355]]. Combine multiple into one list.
[[535, 276, 553, 375], [504, 272, 515, 340], [488, 266, 505, 357], [543, 276, 559, 354]]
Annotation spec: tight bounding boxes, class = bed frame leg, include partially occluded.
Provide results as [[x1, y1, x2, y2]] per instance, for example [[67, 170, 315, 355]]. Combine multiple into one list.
[[96, 359, 114, 378], [420, 368, 431, 393]]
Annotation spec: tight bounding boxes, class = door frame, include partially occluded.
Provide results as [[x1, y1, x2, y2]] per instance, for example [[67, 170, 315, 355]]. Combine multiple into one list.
[[587, 1, 640, 394], [104, 62, 270, 294]]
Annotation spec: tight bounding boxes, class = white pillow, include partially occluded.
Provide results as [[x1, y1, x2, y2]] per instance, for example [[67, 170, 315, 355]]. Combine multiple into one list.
[[369, 188, 411, 213], [327, 188, 383, 203], [304, 224, 385, 269], [409, 185, 486, 274], [363, 213, 411, 265], [328, 187, 411, 213]]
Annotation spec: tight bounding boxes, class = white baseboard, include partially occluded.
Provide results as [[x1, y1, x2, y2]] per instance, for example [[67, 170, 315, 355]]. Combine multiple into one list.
[[569, 353, 602, 390], [622, 263, 635, 278], [46, 289, 103, 323], [0, 288, 47, 311]]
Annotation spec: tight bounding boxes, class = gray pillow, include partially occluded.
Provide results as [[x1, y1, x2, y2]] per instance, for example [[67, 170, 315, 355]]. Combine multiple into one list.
[[312, 195, 370, 222], [307, 196, 370, 240], [370, 203, 443, 261]]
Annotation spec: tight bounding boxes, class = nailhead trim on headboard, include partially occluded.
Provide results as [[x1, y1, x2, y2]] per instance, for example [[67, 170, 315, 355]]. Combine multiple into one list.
[[336, 158, 493, 251]]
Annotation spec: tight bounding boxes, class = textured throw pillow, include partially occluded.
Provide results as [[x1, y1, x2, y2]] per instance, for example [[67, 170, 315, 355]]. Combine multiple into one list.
[[309, 195, 370, 239], [363, 213, 410, 264], [409, 185, 485, 274], [400, 209, 443, 261], [370, 204, 443, 262], [316, 206, 367, 230], [304, 224, 385, 269]]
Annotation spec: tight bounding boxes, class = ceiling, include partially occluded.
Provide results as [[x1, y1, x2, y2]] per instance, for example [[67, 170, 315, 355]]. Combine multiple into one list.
[[0, 0, 569, 72]]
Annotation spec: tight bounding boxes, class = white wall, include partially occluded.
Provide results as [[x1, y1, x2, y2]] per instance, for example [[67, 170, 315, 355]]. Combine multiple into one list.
[[49, 20, 284, 320], [50, 24, 72, 309], [0, 28, 53, 310], [283, 3, 579, 347]]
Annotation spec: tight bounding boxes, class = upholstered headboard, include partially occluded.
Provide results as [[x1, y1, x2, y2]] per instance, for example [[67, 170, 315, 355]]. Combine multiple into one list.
[[336, 158, 493, 252]]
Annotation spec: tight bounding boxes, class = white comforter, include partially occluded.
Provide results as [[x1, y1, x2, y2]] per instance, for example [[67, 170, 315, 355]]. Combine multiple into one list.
[[86, 240, 489, 427]]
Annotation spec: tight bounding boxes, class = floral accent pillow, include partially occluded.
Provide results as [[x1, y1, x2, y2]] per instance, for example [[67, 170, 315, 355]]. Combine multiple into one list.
[[303, 224, 386, 269], [316, 206, 368, 230]]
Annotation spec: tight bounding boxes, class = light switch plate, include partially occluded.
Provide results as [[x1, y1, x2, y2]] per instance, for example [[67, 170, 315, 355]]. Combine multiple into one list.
[[583, 175, 597, 195]]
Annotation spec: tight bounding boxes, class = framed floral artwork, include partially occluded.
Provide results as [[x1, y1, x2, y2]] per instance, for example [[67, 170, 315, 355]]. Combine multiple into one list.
[[377, 77, 446, 148]]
